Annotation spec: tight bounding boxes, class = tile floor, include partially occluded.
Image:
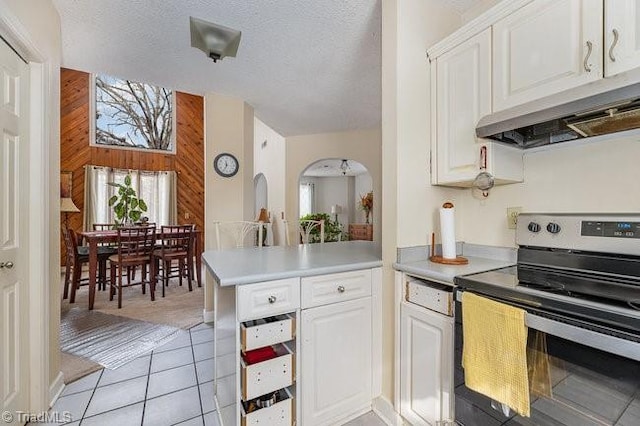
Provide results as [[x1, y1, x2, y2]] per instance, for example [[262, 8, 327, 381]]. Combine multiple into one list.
[[48, 322, 218, 426], [49, 322, 386, 426]]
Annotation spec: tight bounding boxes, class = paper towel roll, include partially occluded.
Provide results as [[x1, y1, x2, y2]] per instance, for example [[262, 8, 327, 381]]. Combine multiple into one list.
[[440, 202, 456, 259]]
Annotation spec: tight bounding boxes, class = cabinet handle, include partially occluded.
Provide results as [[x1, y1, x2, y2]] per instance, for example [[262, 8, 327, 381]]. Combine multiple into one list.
[[0, 261, 13, 269], [583, 40, 593, 72], [268, 295, 277, 304], [337, 285, 345, 293], [609, 28, 619, 62]]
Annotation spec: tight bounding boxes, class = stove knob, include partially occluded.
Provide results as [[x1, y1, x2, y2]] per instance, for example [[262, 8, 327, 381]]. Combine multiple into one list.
[[547, 222, 561, 234], [527, 222, 541, 233]]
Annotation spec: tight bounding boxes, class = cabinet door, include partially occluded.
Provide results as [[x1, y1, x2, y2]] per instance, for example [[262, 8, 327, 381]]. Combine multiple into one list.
[[400, 303, 454, 426], [433, 28, 491, 185], [493, 0, 603, 112], [605, 0, 640, 76], [301, 297, 372, 426]]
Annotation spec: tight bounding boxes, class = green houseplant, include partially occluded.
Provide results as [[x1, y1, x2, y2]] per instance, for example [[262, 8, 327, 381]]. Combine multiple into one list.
[[299, 213, 346, 243], [108, 174, 148, 225]]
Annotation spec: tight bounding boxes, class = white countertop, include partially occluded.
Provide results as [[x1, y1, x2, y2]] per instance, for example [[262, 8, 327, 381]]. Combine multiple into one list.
[[393, 257, 515, 284], [203, 241, 382, 286]]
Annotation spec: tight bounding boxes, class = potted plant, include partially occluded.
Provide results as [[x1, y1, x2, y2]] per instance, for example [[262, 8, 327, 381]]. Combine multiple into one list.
[[299, 213, 345, 243], [108, 174, 148, 226]]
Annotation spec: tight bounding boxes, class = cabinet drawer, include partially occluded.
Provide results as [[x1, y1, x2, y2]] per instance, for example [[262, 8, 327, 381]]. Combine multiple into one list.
[[241, 314, 295, 352], [241, 344, 294, 400], [237, 278, 300, 321], [301, 269, 372, 309], [241, 388, 294, 426]]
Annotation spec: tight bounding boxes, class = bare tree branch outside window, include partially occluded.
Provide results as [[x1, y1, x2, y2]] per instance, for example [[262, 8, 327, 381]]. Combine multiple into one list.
[[95, 74, 173, 151]]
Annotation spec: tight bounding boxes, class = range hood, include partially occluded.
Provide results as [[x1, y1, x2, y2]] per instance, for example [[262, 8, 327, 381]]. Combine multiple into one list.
[[476, 72, 640, 148]]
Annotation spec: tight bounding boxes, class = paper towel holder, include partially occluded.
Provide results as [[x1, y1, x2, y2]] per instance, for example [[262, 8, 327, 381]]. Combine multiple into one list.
[[429, 232, 469, 265]]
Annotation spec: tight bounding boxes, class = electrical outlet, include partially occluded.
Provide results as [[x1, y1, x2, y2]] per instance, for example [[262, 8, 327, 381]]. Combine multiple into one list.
[[507, 207, 522, 229]]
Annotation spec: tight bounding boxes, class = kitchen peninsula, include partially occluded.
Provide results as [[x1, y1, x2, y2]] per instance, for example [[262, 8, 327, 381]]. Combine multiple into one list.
[[202, 241, 383, 426]]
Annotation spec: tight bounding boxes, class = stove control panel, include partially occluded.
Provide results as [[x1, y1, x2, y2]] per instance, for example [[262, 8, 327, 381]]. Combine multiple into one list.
[[516, 214, 640, 256], [581, 221, 640, 239]]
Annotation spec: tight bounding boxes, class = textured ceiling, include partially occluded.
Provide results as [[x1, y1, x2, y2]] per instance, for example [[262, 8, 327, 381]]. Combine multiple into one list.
[[52, 0, 483, 137], [52, 0, 382, 136]]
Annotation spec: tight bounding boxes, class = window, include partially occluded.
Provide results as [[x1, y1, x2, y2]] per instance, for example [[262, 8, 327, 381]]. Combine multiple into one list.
[[84, 166, 177, 229], [91, 74, 175, 153], [299, 182, 314, 217]]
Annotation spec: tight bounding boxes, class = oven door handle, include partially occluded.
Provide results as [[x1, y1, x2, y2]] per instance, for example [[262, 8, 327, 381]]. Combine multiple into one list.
[[525, 314, 640, 362], [456, 290, 640, 361]]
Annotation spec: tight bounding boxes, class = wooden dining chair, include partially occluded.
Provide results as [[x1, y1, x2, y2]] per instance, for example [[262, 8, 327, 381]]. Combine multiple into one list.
[[90, 223, 118, 289], [92, 223, 116, 231], [151, 225, 194, 297], [108, 226, 156, 308], [62, 227, 112, 303]]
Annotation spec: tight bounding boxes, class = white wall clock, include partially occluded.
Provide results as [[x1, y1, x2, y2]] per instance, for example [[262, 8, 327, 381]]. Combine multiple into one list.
[[214, 153, 239, 178]]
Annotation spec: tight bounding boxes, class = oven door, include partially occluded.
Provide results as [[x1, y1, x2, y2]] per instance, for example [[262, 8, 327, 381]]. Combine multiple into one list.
[[454, 290, 640, 426]]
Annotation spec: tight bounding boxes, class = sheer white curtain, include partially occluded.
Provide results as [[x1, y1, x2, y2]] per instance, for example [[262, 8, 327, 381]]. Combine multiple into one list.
[[83, 165, 177, 230], [299, 182, 314, 217]]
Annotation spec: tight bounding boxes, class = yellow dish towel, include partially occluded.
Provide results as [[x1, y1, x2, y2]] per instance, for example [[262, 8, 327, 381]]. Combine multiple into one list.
[[462, 292, 530, 417]]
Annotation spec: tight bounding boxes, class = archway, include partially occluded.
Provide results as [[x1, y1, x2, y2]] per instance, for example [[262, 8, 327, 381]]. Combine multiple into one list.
[[298, 159, 373, 241], [254, 173, 268, 218]]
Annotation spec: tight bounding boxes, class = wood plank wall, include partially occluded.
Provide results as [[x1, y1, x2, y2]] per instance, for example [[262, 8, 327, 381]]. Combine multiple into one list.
[[60, 68, 205, 264]]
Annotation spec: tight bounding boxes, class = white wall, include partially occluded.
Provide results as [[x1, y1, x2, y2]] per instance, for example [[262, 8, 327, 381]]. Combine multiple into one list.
[[314, 176, 350, 223], [457, 135, 640, 247], [204, 93, 254, 311], [286, 128, 382, 242], [461, 0, 502, 23], [254, 117, 286, 244], [381, 0, 462, 401], [0, 0, 62, 401]]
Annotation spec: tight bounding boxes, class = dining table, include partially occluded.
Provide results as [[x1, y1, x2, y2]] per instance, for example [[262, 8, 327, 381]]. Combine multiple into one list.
[[79, 227, 203, 310]]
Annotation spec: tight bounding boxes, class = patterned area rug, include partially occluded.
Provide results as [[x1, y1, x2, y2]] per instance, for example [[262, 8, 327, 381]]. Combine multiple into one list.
[[59, 275, 204, 383], [60, 307, 186, 370]]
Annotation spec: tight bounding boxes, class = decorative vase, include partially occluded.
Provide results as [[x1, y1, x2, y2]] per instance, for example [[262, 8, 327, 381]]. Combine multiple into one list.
[[365, 210, 370, 224]]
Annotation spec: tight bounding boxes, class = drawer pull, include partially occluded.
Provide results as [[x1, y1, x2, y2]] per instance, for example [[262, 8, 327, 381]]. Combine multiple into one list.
[[337, 285, 345, 293], [268, 295, 277, 304]]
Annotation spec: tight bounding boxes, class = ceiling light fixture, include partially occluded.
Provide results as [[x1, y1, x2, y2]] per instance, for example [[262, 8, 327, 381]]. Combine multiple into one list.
[[190, 17, 242, 63], [340, 159, 349, 175]]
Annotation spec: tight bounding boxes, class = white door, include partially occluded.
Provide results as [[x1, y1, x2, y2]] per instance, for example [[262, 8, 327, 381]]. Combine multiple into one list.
[[493, 0, 603, 112], [400, 302, 454, 426], [433, 28, 491, 185], [605, 0, 640, 76], [301, 297, 372, 426], [0, 39, 30, 426]]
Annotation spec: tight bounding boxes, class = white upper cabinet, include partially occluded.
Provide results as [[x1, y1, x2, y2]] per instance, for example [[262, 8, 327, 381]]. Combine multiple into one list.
[[605, 0, 640, 76], [493, 0, 603, 112], [432, 28, 523, 186], [433, 28, 491, 185]]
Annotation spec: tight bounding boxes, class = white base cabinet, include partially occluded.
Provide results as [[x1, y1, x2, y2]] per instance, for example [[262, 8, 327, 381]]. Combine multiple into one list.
[[399, 300, 454, 425], [301, 297, 372, 426], [212, 267, 380, 426]]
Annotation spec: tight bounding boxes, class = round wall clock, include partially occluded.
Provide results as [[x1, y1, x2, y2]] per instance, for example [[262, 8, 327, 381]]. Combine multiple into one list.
[[214, 153, 239, 178]]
